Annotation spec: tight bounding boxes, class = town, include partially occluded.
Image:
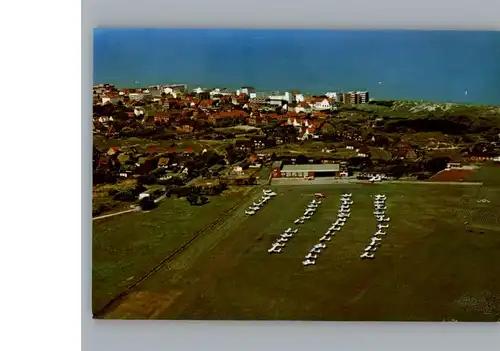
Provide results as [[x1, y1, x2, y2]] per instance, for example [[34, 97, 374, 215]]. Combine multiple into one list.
[[92, 82, 500, 322], [92, 82, 500, 217]]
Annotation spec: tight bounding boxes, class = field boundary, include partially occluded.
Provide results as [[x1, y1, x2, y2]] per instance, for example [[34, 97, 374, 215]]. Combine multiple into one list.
[[93, 186, 260, 319]]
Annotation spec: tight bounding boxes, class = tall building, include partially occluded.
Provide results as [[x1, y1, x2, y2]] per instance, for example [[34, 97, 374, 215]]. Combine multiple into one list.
[[357, 91, 369, 104]]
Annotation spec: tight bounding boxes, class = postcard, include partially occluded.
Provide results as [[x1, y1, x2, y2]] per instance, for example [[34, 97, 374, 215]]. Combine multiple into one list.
[[92, 29, 500, 321]]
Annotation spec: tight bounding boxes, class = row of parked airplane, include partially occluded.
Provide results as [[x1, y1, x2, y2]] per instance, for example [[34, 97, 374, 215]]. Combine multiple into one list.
[[268, 227, 299, 254], [360, 194, 389, 259], [245, 189, 277, 215], [294, 198, 321, 224], [302, 193, 353, 266]]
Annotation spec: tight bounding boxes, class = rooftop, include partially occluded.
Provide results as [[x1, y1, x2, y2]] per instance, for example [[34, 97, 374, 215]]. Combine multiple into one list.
[[281, 164, 340, 172]]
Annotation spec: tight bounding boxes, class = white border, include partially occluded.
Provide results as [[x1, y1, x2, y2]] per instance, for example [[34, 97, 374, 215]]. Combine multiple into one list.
[[81, 1, 500, 350]]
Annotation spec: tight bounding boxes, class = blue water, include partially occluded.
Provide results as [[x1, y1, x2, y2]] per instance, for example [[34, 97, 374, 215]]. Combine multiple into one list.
[[93, 29, 500, 106]]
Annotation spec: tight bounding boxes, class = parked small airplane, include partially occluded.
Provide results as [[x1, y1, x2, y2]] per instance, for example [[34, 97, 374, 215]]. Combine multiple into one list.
[[245, 210, 255, 215], [281, 233, 293, 238], [294, 219, 302, 224], [342, 193, 352, 197], [374, 230, 386, 236], [364, 245, 377, 252], [377, 223, 389, 229], [310, 248, 322, 254], [369, 175, 382, 183], [360, 252, 375, 259], [314, 243, 327, 249], [369, 239, 381, 246], [274, 242, 286, 247], [268, 244, 282, 253], [371, 236, 382, 242], [305, 253, 318, 259], [319, 235, 331, 242], [284, 228, 292, 233], [338, 217, 347, 222], [302, 259, 316, 266]]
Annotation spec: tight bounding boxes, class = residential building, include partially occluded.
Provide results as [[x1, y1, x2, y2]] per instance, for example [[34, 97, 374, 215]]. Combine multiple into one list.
[[357, 91, 369, 104]]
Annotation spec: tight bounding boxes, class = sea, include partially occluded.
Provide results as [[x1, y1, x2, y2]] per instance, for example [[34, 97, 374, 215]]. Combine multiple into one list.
[[93, 29, 500, 106]]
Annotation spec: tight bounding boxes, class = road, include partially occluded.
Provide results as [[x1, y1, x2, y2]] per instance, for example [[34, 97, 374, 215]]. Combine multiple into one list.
[[93, 194, 167, 221]]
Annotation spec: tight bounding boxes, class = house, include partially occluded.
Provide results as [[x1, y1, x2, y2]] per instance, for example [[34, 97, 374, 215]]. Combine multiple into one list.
[[208, 110, 249, 126], [97, 156, 119, 170], [464, 151, 500, 161], [308, 97, 333, 111], [157, 157, 171, 168], [294, 101, 312, 113], [271, 161, 283, 178]]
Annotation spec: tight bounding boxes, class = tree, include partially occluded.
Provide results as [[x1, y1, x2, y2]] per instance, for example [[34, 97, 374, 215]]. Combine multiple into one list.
[[187, 194, 199, 205], [139, 196, 157, 211], [295, 154, 309, 165], [199, 196, 209, 205]]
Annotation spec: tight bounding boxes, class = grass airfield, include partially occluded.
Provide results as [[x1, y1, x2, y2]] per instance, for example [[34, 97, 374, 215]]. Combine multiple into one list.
[[100, 182, 500, 321]]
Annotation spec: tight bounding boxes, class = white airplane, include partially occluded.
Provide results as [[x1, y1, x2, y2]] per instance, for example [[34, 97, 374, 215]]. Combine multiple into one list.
[[375, 194, 386, 198], [277, 237, 289, 242], [377, 223, 389, 229], [249, 206, 260, 211], [265, 192, 277, 197], [310, 247, 322, 254], [292, 228, 299, 234], [303, 216, 312, 220], [373, 212, 385, 216], [376, 217, 390, 222], [245, 210, 255, 215], [281, 233, 293, 238], [314, 243, 327, 249], [371, 236, 382, 242], [374, 230, 387, 236], [360, 252, 375, 259], [374, 205, 387, 210], [302, 259, 316, 266], [369, 175, 382, 183], [305, 253, 318, 259], [339, 214, 350, 219], [369, 239, 380, 246], [274, 242, 286, 247], [338, 218, 347, 222], [342, 193, 352, 197], [339, 209, 351, 213], [294, 219, 302, 224], [319, 235, 331, 242], [364, 245, 377, 252], [268, 245, 282, 253], [284, 228, 292, 233]]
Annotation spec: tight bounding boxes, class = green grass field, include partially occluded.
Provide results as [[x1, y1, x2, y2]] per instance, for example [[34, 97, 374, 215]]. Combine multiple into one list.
[[92, 186, 256, 313], [100, 182, 500, 321]]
